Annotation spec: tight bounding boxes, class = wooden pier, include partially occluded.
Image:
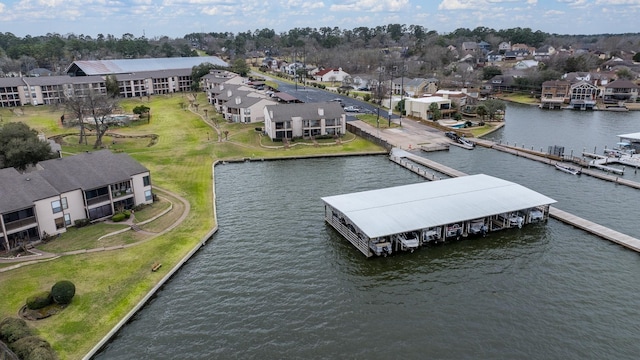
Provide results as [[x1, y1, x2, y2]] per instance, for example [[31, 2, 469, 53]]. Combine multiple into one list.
[[549, 207, 640, 252], [390, 148, 640, 254]]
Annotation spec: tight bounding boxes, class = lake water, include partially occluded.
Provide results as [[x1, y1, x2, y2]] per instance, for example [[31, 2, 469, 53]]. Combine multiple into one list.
[[95, 105, 640, 359]]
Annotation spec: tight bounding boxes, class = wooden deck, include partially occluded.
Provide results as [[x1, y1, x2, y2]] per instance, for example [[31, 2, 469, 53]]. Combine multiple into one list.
[[549, 207, 640, 252]]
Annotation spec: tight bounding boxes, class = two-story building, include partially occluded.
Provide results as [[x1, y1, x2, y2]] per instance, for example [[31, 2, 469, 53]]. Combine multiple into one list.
[[540, 80, 570, 109], [603, 79, 639, 104], [0, 150, 153, 253], [405, 96, 453, 121], [263, 102, 346, 141]]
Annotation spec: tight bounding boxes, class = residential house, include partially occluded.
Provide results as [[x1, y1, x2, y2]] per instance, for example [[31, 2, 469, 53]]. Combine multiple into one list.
[[213, 86, 265, 113], [486, 75, 515, 92], [487, 51, 504, 63], [0, 150, 153, 253], [313, 68, 350, 83], [461, 42, 478, 52], [263, 102, 346, 141], [540, 80, 570, 109], [504, 50, 529, 61], [222, 94, 277, 123], [261, 57, 279, 70], [435, 90, 467, 108], [514, 60, 539, 70], [533, 45, 556, 60], [391, 77, 412, 95], [603, 79, 639, 104], [511, 43, 531, 52], [498, 42, 511, 53], [569, 80, 598, 110], [405, 96, 453, 121], [477, 41, 491, 53], [401, 78, 438, 97]]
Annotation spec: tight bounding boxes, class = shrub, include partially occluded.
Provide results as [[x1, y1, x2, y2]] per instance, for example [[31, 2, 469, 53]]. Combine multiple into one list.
[[363, 94, 371, 102], [50, 281, 75, 305], [0, 317, 33, 344], [74, 219, 90, 228], [111, 213, 126, 222], [123, 210, 131, 219], [11, 336, 56, 360], [26, 292, 52, 310]]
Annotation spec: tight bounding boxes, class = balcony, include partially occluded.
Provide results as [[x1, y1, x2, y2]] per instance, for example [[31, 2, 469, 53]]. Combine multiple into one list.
[[112, 188, 133, 199], [4, 216, 37, 231], [86, 194, 111, 206]]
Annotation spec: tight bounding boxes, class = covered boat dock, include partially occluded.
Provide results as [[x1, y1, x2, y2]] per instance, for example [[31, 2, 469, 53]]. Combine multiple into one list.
[[321, 174, 556, 258]]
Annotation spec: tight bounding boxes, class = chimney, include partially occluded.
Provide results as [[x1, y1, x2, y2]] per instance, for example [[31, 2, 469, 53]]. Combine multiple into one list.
[[235, 96, 241, 105], [318, 107, 324, 116], [227, 90, 232, 97]]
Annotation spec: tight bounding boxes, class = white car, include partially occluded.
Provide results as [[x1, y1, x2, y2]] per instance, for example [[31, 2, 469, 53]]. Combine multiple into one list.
[[344, 106, 360, 112]]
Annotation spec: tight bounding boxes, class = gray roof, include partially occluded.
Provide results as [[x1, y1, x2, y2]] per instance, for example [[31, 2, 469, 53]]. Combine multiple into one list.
[[0, 77, 28, 87], [225, 95, 269, 109], [322, 174, 556, 239], [265, 102, 344, 121], [0, 168, 60, 213], [66, 56, 228, 76], [22, 75, 105, 86], [37, 150, 149, 192]]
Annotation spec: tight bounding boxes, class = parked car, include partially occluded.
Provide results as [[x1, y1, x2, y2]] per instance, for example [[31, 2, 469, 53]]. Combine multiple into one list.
[[330, 98, 345, 107], [445, 131, 459, 141], [344, 106, 360, 112]]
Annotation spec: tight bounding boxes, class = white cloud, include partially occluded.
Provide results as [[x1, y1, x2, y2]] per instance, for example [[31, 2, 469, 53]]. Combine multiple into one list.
[[545, 9, 565, 15], [596, 0, 640, 4]]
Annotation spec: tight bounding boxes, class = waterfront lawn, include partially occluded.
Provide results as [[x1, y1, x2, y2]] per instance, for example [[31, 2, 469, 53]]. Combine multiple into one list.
[[355, 113, 401, 129], [0, 94, 386, 360]]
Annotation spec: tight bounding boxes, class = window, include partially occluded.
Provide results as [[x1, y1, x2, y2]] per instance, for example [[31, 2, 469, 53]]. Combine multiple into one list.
[[143, 175, 151, 187], [51, 200, 62, 213], [145, 190, 152, 201], [61, 197, 68, 210], [55, 217, 65, 229], [64, 213, 71, 226]]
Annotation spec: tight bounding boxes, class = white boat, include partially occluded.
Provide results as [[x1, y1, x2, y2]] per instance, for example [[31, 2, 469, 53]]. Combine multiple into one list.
[[555, 163, 581, 175], [369, 240, 392, 257], [395, 233, 420, 252]]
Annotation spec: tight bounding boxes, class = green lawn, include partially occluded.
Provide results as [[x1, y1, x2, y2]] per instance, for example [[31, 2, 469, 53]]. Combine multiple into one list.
[[0, 94, 386, 359]]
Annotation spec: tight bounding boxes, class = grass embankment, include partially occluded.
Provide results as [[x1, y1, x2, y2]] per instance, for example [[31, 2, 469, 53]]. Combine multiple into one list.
[[0, 96, 385, 359], [495, 92, 539, 105]]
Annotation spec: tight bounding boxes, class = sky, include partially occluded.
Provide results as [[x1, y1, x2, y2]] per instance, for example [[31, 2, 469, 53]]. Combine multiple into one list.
[[0, 0, 639, 39]]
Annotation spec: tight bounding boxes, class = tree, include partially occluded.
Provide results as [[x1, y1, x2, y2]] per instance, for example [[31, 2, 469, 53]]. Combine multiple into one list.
[[85, 90, 118, 149], [0, 122, 56, 170], [482, 66, 502, 80], [475, 104, 487, 120], [231, 58, 250, 77], [65, 88, 117, 149], [105, 75, 120, 98], [616, 68, 634, 80], [429, 102, 441, 121], [133, 105, 151, 123], [482, 99, 506, 120]]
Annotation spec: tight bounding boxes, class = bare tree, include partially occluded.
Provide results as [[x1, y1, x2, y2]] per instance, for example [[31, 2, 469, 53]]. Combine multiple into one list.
[[64, 88, 117, 148], [85, 91, 117, 149]]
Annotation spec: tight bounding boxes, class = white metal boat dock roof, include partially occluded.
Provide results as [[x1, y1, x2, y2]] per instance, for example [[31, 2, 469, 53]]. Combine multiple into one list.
[[618, 132, 640, 141], [321, 174, 556, 239]]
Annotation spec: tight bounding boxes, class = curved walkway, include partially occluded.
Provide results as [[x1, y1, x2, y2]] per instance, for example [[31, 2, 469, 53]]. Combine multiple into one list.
[[0, 186, 191, 272]]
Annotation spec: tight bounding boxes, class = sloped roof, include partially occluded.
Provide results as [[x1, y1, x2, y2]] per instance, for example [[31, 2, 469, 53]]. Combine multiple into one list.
[[322, 174, 556, 239], [66, 56, 228, 76], [37, 150, 148, 192], [605, 79, 639, 89], [0, 168, 59, 213], [265, 102, 343, 121]]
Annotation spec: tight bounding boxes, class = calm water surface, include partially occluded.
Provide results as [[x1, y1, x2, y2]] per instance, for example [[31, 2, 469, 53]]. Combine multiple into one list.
[[96, 106, 640, 359]]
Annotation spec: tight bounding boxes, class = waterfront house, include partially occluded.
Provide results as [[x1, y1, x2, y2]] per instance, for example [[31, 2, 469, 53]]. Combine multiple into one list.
[[263, 102, 346, 141], [405, 96, 453, 121], [0, 150, 153, 253], [603, 79, 639, 104], [221, 94, 277, 123], [540, 80, 570, 109], [569, 81, 598, 110]]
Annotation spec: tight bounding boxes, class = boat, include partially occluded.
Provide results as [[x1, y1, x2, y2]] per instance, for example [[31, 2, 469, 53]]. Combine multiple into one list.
[[555, 163, 581, 175], [369, 239, 392, 257], [395, 233, 420, 252]]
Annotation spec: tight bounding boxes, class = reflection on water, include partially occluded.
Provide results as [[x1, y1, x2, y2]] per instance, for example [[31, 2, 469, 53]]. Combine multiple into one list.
[[96, 107, 640, 360]]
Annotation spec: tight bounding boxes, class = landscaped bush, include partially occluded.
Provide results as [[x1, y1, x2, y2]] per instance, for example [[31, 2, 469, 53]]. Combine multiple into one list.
[[50, 281, 75, 305], [74, 218, 90, 228], [123, 210, 131, 219], [0, 317, 33, 344], [111, 213, 126, 222], [26, 292, 52, 310], [11, 336, 57, 360]]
